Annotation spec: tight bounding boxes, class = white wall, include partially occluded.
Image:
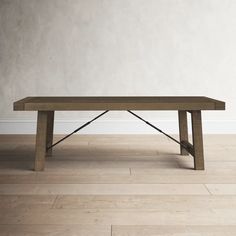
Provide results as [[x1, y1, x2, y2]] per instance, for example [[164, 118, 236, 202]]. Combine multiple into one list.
[[0, 0, 235, 134]]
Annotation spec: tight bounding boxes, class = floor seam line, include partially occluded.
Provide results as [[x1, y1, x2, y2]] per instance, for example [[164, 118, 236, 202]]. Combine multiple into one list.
[[204, 184, 213, 195], [51, 195, 60, 209]]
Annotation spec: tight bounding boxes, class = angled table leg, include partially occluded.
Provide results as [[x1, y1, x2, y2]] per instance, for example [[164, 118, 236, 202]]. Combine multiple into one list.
[[35, 111, 48, 171], [178, 110, 189, 155], [191, 110, 205, 170], [46, 111, 54, 157]]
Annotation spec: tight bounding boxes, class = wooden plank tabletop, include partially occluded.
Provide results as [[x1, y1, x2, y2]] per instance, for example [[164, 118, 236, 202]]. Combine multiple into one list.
[[13, 96, 225, 111]]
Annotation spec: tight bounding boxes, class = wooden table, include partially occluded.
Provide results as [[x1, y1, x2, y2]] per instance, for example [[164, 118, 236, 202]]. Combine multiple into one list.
[[14, 96, 225, 171]]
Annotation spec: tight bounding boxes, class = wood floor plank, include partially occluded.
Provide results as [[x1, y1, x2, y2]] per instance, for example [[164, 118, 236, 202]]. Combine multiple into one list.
[[131, 167, 236, 175], [0, 161, 130, 175], [0, 174, 38, 184], [1, 174, 131, 184], [112, 225, 236, 236], [44, 160, 179, 169], [0, 184, 209, 195], [1, 208, 236, 225], [0, 195, 56, 209], [1, 173, 236, 184], [28, 173, 236, 184], [54, 195, 236, 210], [206, 184, 236, 195], [0, 225, 110, 236]]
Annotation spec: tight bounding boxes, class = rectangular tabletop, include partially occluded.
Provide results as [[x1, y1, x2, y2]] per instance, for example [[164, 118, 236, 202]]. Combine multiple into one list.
[[14, 96, 225, 111]]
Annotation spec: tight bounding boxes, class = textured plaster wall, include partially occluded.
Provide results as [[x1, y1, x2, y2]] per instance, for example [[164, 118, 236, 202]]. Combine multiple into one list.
[[0, 0, 236, 132]]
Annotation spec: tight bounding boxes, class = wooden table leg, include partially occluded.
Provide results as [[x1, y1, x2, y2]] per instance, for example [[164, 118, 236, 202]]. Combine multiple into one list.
[[35, 111, 48, 171], [46, 111, 54, 157], [178, 110, 189, 155], [191, 110, 205, 170]]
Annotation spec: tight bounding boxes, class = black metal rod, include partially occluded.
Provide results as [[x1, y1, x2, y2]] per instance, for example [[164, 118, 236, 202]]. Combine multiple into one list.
[[47, 110, 109, 150], [127, 110, 188, 150]]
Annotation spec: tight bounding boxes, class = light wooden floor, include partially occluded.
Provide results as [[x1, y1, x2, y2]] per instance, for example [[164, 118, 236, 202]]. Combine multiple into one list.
[[0, 134, 236, 236]]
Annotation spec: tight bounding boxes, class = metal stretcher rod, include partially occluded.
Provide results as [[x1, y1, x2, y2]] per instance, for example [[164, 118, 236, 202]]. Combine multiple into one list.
[[47, 110, 109, 150], [127, 110, 189, 151]]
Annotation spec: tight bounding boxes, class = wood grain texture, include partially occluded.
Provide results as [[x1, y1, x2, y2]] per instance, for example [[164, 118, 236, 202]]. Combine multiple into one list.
[[34, 111, 48, 171], [0, 183, 209, 195], [0, 225, 110, 236], [46, 111, 54, 157], [0, 195, 56, 209], [112, 226, 236, 236], [2, 173, 236, 184], [53, 195, 236, 210], [1, 208, 236, 225], [206, 184, 236, 195], [178, 110, 189, 155], [191, 111, 205, 170], [13, 96, 225, 111]]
